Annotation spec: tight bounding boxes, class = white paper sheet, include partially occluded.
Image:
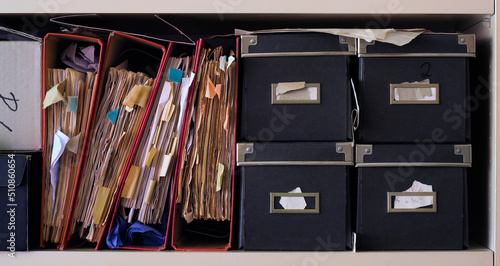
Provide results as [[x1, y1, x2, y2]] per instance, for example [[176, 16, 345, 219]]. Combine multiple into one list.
[[176, 72, 195, 134], [50, 130, 70, 201]]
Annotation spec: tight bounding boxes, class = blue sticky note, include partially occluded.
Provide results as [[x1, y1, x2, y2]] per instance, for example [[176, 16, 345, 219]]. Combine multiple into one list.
[[68, 96, 78, 112], [219, 55, 226, 70], [107, 107, 120, 125], [168, 68, 183, 83]]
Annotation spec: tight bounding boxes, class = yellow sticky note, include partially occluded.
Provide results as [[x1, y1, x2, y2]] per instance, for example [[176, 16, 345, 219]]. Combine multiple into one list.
[[121, 165, 141, 199], [144, 180, 157, 204], [161, 96, 173, 122], [145, 147, 157, 167], [166, 104, 176, 122], [43, 79, 67, 109], [216, 163, 224, 192], [93, 186, 111, 225], [169, 136, 178, 155], [66, 133, 81, 154], [122, 84, 142, 109], [123, 84, 152, 110], [205, 77, 216, 99], [136, 85, 152, 108]]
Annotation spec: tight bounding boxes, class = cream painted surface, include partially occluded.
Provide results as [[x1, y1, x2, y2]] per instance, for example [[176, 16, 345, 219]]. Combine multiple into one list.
[[0, 247, 493, 266], [1, 0, 495, 14]]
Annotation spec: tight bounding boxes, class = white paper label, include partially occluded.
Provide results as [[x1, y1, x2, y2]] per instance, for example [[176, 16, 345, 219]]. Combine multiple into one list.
[[279, 187, 307, 210], [394, 180, 434, 209]]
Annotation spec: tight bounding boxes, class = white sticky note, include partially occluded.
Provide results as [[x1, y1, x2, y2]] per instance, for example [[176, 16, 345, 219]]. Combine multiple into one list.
[[176, 73, 195, 133], [227, 56, 235, 68], [159, 154, 172, 177], [394, 180, 433, 209], [279, 187, 307, 210]]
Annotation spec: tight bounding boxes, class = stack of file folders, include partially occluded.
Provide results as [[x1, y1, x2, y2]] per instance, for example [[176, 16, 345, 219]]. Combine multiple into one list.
[[41, 30, 240, 250], [171, 38, 239, 251]]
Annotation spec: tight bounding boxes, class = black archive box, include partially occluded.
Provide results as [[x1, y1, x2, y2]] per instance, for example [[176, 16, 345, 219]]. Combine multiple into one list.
[[240, 33, 355, 142], [0, 153, 42, 252], [355, 144, 470, 250], [357, 33, 475, 143], [237, 142, 353, 250]]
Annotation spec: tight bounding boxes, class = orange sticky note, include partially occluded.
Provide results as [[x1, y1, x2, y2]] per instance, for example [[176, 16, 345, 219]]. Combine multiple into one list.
[[205, 77, 216, 99], [122, 165, 141, 199], [223, 107, 230, 131], [215, 84, 222, 97]]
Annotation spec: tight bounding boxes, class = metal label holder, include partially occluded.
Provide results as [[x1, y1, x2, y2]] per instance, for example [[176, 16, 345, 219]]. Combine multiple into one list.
[[270, 192, 320, 214], [387, 192, 437, 213]]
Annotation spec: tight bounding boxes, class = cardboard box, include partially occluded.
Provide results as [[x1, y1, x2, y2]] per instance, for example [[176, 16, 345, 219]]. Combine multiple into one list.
[[356, 144, 470, 250], [0, 41, 42, 151], [240, 32, 355, 142], [238, 142, 353, 250], [357, 33, 475, 143]]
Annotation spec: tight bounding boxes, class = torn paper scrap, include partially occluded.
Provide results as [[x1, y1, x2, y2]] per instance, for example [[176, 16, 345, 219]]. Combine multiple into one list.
[[394, 180, 433, 209], [50, 130, 70, 201], [275, 82, 306, 96], [115, 60, 128, 70], [43, 80, 67, 109], [66, 133, 81, 154], [61, 43, 99, 73], [276, 86, 318, 102], [235, 28, 426, 46], [279, 187, 307, 210], [394, 79, 436, 101], [395, 87, 433, 101], [79, 45, 95, 63], [275, 82, 319, 102]]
